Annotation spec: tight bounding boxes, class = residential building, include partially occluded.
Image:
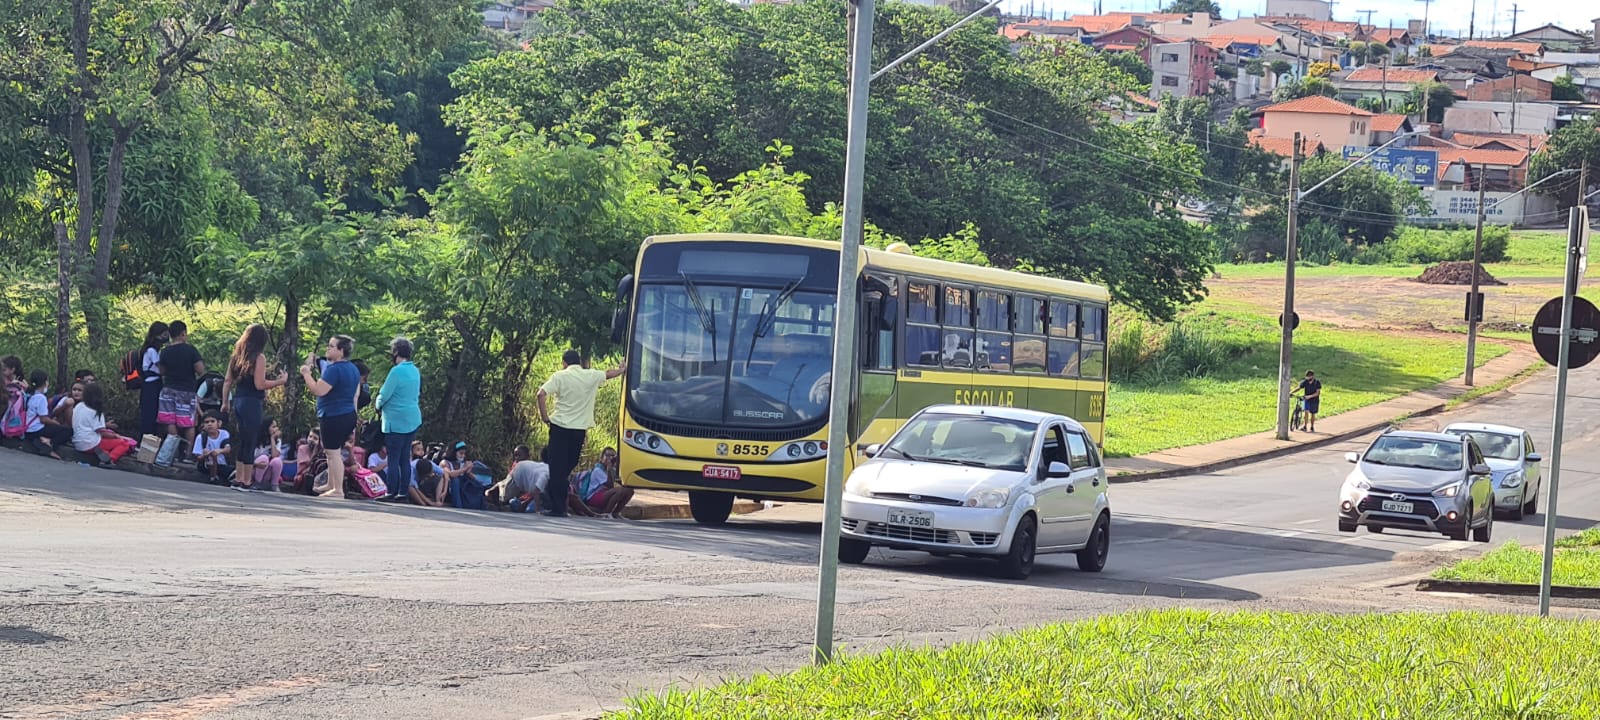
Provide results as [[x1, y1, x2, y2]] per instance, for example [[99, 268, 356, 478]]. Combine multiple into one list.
[[1370, 28, 1415, 60], [1442, 100, 1559, 134], [1254, 95, 1375, 150], [1466, 74, 1554, 103], [1330, 66, 1440, 110], [482, 0, 554, 32], [1370, 113, 1413, 144], [1150, 40, 1218, 99], [1092, 26, 1167, 63], [1434, 148, 1529, 192], [1427, 40, 1544, 58], [1505, 24, 1590, 53], [1263, 0, 1330, 21], [1247, 131, 1328, 162], [1154, 18, 1323, 61]]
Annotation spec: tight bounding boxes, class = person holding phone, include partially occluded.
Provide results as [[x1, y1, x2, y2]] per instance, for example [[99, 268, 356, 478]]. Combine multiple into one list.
[[301, 335, 361, 498]]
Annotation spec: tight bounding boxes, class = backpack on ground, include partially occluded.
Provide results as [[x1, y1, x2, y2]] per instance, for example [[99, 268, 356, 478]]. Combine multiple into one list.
[[195, 371, 226, 413], [350, 466, 388, 499], [1, 385, 25, 439], [120, 349, 144, 390]]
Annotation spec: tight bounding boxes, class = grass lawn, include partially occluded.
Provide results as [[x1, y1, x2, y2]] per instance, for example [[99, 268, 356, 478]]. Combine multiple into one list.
[[1104, 310, 1507, 458], [1433, 528, 1600, 587], [1218, 230, 1573, 281], [612, 609, 1600, 719]]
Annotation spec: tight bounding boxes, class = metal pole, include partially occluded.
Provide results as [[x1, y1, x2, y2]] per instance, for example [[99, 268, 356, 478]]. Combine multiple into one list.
[[1538, 206, 1583, 616], [871, 0, 1004, 81], [815, 0, 874, 666], [1466, 163, 1487, 386], [1276, 133, 1302, 441]]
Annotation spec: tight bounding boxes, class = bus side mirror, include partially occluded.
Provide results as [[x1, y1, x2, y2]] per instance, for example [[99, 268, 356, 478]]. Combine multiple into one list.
[[610, 274, 634, 345]]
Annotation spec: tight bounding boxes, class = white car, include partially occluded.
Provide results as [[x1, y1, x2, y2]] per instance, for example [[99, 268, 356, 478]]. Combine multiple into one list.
[[1443, 423, 1544, 520], [839, 405, 1111, 579]]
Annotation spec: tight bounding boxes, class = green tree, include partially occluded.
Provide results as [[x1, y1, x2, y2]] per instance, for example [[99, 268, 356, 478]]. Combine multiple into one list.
[[1553, 75, 1586, 102], [1292, 155, 1426, 250], [1272, 76, 1337, 101], [1161, 0, 1221, 16], [0, 0, 480, 352], [1529, 117, 1600, 208], [1105, 51, 1154, 86], [1405, 81, 1456, 123]]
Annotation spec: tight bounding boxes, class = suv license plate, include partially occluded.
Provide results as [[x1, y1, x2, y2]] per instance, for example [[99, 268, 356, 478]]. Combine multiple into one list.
[[702, 465, 741, 481], [1381, 500, 1414, 514], [887, 509, 934, 528]]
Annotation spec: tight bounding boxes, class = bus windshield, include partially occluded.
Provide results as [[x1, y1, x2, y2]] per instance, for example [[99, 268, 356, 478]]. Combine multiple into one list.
[[629, 281, 836, 428]]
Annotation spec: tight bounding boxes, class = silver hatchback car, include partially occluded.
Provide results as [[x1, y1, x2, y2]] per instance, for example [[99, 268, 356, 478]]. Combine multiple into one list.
[[839, 405, 1111, 580], [1443, 423, 1543, 520], [1339, 430, 1494, 542]]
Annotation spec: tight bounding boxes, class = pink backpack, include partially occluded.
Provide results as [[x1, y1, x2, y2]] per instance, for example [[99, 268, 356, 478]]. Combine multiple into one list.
[[351, 466, 388, 499], [1, 384, 26, 439]]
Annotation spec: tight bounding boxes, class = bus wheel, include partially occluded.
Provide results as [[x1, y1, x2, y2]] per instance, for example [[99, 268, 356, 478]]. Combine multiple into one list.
[[689, 491, 735, 526]]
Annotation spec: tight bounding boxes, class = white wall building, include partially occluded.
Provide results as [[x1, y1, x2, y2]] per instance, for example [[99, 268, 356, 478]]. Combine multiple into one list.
[[1263, 0, 1330, 21]]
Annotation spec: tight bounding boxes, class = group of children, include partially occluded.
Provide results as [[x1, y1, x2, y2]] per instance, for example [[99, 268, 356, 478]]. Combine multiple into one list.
[[1, 359, 140, 465]]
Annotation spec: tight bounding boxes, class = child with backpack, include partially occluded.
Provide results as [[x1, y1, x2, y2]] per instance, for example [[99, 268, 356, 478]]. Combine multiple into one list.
[[71, 382, 137, 464], [2, 356, 29, 443], [124, 322, 169, 439], [24, 370, 74, 458]]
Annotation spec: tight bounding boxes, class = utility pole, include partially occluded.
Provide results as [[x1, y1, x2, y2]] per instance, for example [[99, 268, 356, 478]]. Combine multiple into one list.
[[1465, 163, 1488, 386], [1357, 8, 1374, 25], [1415, 0, 1432, 41], [1276, 133, 1303, 441], [1467, 0, 1476, 39], [1507, 3, 1523, 36]]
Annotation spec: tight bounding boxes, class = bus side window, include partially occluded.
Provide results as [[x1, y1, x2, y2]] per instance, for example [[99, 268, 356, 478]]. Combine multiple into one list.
[[1080, 304, 1107, 379], [977, 290, 1011, 373], [1014, 296, 1047, 374], [906, 281, 943, 367], [862, 274, 897, 371]]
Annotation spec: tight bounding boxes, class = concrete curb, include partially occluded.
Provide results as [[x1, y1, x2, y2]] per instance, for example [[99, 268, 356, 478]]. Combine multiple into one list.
[[1416, 578, 1600, 600], [1106, 401, 1446, 483], [623, 497, 764, 522]]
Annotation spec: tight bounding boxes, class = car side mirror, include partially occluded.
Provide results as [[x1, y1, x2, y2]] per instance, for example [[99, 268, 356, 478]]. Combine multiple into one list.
[[1345, 452, 1359, 464], [1526, 453, 1542, 463], [861, 444, 882, 458], [1471, 463, 1492, 475], [1046, 461, 1072, 478]]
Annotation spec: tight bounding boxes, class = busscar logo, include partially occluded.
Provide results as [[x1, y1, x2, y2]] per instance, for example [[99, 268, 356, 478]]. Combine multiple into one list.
[[716, 443, 730, 456]]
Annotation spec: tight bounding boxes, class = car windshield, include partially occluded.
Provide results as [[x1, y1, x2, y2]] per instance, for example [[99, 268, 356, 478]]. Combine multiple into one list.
[[1363, 436, 1464, 472], [628, 281, 835, 427], [883, 413, 1035, 471], [1447, 430, 1521, 461]]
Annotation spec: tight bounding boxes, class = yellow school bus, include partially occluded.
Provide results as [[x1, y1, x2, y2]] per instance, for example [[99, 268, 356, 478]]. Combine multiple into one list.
[[612, 233, 1109, 524]]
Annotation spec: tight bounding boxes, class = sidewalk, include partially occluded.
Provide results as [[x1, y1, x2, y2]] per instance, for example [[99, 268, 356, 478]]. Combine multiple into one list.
[[1104, 345, 1544, 482]]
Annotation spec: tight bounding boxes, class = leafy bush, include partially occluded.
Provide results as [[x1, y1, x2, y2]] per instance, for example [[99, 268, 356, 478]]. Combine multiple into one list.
[[1109, 310, 1244, 384], [1360, 226, 1510, 265]]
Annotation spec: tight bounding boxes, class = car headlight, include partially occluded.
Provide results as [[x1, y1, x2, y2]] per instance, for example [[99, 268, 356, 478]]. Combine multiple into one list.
[[1501, 471, 1524, 488], [1349, 477, 1372, 491], [1433, 483, 1462, 498], [964, 488, 1010, 509], [844, 473, 868, 497], [623, 429, 676, 456]]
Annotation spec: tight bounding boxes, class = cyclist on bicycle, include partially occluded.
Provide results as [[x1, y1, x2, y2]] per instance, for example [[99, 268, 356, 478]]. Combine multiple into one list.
[[1296, 370, 1322, 432]]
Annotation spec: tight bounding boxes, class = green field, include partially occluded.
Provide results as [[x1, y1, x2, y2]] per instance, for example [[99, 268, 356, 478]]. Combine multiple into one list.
[[1433, 528, 1600, 588], [611, 609, 1600, 719], [1103, 310, 1507, 458], [1218, 230, 1573, 281]]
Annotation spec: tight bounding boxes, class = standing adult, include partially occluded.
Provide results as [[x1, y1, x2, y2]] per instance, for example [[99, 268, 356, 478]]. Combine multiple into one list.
[[301, 335, 361, 498], [157, 320, 206, 461], [375, 337, 421, 502], [137, 322, 169, 439], [222, 324, 287, 489], [1296, 370, 1323, 433], [536, 350, 625, 517]]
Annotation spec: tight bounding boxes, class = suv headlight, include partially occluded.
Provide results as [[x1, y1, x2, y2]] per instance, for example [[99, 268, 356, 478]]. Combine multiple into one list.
[[965, 488, 1010, 508], [1501, 471, 1524, 488], [1349, 476, 1372, 491], [1433, 483, 1463, 498]]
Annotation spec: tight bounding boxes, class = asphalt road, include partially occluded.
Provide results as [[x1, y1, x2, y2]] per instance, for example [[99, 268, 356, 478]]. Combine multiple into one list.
[[3, 364, 1598, 720]]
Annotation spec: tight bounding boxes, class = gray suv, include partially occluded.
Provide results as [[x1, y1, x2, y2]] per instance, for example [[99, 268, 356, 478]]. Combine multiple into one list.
[[1338, 430, 1494, 542]]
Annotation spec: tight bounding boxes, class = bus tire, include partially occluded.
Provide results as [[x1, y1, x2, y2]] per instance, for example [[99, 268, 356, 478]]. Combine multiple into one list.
[[688, 491, 735, 526]]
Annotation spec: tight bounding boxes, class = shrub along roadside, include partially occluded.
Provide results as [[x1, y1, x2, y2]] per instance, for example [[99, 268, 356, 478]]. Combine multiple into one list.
[[1433, 528, 1600, 587], [611, 609, 1600, 719]]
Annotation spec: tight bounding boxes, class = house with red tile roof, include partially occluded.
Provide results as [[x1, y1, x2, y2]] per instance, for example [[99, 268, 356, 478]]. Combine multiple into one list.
[[1330, 67, 1440, 110], [1247, 130, 1327, 160], [1434, 148, 1531, 192], [1091, 26, 1167, 63], [1465, 73, 1553, 102], [1370, 114, 1413, 144], [1253, 95, 1376, 150]]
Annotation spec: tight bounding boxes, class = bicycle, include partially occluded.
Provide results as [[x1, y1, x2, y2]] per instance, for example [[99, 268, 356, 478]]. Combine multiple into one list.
[[1289, 393, 1308, 432]]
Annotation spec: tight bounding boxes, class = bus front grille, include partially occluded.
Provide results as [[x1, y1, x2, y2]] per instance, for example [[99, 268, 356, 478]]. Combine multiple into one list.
[[632, 414, 827, 442]]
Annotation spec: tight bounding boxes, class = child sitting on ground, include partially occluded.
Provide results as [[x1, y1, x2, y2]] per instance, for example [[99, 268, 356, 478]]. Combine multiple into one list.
[[24, 370, 74, 458], [252, 419, 285, 492], [70, 382, 137, 464], [192, 411, 233, 485]]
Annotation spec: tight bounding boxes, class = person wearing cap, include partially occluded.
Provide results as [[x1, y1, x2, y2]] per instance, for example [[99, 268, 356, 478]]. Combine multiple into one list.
[[536, 349, 626, 517]]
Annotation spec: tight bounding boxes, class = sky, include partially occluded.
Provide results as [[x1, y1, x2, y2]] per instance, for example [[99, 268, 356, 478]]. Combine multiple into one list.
[[998, 0, 1588, 39]]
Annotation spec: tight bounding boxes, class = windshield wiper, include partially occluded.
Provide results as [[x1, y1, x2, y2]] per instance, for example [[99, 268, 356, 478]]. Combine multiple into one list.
[[680, 273, 719, 365], [1363, 458, 1391, 466], [744, 277, 804, 367]]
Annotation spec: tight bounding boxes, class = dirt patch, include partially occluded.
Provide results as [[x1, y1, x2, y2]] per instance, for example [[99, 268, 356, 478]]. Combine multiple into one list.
[[1207, 274, 1559, 332], [1416, 261, 1505, 286]]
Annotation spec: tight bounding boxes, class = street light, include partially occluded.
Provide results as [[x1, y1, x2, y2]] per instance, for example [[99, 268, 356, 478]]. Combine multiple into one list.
[[1276, 130, 1424, 441], [1464, 167, 1580, 385]]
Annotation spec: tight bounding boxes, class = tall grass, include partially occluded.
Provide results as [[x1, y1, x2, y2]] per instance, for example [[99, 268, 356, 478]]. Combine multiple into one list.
[[1109, 310, 1246, 384]]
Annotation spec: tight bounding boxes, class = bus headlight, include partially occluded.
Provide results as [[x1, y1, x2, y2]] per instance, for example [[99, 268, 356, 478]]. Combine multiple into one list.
[[768, 441, 828, 462], [623, 429, 676, 456]]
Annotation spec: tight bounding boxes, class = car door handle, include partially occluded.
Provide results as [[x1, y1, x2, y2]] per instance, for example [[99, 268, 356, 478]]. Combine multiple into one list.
[[1092, 475, 1101, 487], [1065, 483, 1075, 494]]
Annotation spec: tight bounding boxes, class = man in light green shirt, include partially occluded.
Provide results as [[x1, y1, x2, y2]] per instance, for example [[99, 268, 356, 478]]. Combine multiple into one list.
[[536, 349, 625, 517]]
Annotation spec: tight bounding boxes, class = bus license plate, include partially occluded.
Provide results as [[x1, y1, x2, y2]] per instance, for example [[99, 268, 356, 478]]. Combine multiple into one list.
[[887, 509, 934, 528], [1381, 500, 1414, 514], [702, 465, 741, 481]]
